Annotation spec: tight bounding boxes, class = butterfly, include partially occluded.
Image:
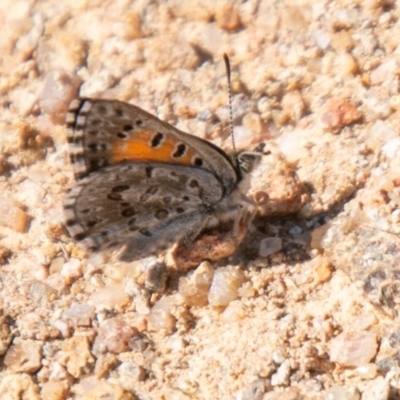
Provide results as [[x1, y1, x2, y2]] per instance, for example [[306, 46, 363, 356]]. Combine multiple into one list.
[[63, 77, 260, 262]]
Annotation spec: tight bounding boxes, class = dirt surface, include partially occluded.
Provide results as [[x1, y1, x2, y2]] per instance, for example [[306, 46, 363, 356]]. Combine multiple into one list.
[[1, 1, 400, 399]]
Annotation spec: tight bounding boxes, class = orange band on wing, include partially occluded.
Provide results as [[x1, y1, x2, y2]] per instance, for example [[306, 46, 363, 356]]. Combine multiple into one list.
[[110, 129, 196, 165]]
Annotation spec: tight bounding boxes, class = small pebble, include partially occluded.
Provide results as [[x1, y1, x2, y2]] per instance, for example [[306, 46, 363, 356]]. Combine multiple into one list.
[[360, 376, 389, 400], [259, 237, 283, 257], [325, 385, 360, 400], [92, 317, 137, 355], [330, 332, 378, 367], [88, 284, 130, 311], [208, 268, 246, 307], [0, 198, 31, 233], [270, 359, 291, 386], [147, 296, 177, 332], [179, 261, 214, 307], [4, 338, 42, 373]]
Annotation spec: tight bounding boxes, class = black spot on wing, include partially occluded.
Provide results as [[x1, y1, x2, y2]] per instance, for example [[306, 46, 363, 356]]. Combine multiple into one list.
[[151, 133, 164, 148], [121, 207, 136, 217], [155, 209, 169, 220], [123, 124, 134, 131], [139, 228, 152, 237], [173, 143, 186, 158], [145, 166, 153, 177], [112, 185, 130, 192], [194, 157, 203, 167]]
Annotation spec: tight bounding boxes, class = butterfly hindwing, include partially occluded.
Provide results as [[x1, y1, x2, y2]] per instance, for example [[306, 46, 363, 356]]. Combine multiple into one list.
[[64, 162, 224, 260]]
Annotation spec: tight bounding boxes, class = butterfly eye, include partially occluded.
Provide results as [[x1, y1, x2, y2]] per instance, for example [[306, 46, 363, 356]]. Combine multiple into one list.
[[238, 144, 268, 175], [237, 153, 257, 174]]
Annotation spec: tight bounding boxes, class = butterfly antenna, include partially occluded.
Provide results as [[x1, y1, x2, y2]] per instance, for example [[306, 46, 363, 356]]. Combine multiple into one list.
[[223, 53, 236, 153]]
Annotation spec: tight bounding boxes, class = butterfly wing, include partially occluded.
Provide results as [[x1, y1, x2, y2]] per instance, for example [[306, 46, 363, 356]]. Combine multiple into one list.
[[66, 98, 239, 195], [64, 162, 225, 261]]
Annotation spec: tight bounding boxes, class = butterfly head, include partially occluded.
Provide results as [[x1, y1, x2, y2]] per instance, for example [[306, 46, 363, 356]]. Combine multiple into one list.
[[235, 142, 268, 178]]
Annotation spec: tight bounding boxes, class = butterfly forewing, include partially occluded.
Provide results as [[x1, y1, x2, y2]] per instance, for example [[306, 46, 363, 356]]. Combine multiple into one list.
[[66, 98, 239, 194]]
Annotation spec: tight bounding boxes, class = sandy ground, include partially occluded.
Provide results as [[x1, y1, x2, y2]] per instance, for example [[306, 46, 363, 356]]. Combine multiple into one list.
[[1, 0, 400, 399]]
